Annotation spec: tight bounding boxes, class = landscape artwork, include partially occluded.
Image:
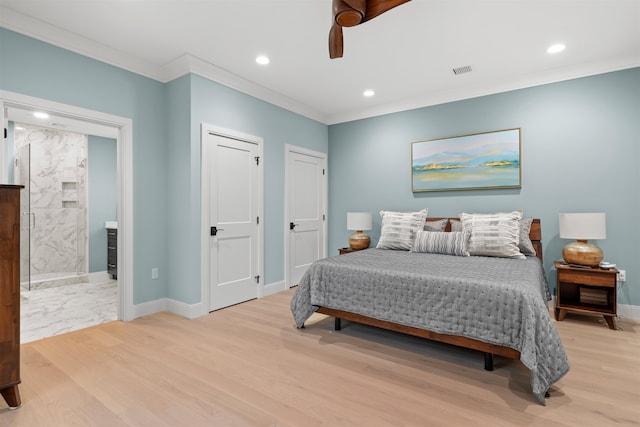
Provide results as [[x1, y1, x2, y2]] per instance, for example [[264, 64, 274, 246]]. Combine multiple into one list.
[[411, 128, 521, 192]]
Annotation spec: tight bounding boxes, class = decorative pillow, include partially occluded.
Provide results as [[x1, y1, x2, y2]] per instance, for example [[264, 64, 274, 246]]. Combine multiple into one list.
[[450, 219, 462, 232], [376, 209, 428, 250], [459, 210, 525, 259], [411, 230, 470, 256], [424, 218, 448, 232], [519, 217, 537, 256]]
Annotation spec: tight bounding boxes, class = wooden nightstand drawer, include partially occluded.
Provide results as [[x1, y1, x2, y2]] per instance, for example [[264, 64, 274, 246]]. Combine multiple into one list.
[[558, 269, 616, 287]]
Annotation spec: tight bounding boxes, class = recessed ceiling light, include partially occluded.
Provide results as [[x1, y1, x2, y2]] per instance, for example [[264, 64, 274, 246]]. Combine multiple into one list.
[[33, 111, 49, 119], [547, 43, 566, 54], [363, 89, 375, 97], [256, 55, 270, 65]]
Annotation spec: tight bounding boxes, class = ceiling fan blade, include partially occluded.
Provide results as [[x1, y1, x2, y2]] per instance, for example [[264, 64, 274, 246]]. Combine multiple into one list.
[[363, 0, 411, 22], [329, 24, 344, 59]]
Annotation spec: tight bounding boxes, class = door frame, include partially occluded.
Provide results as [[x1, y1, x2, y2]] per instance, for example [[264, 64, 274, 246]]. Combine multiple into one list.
[[200, 123, 264, 315], [0, 90, 134, 321], [284, 144, 328, 289]]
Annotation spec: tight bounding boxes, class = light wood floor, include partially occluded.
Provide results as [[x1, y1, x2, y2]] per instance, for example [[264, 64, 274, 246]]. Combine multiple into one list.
[[2, 289, 639, 426]]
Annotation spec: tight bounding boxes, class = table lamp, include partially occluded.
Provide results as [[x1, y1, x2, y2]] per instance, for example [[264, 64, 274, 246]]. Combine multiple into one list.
[[347, 212, 372, 250], [559, 213, 606, 267]]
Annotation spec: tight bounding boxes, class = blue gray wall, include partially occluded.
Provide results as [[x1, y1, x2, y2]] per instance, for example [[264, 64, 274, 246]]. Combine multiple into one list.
[[2, 27, 638, 309], [1, 28, 168, 304], [328, 67, 640, 305], [166, 74, 328, 304], [87, 135, 117, 273]]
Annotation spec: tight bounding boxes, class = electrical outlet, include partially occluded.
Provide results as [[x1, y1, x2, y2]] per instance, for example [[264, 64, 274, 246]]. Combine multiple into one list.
[[151, 267, 159, 279], [617, 269, 626, 282]]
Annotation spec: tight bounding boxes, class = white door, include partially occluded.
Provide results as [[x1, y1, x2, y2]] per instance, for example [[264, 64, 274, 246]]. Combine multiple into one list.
[[206, 131, 261, 311], [286, 147, 327, 287]]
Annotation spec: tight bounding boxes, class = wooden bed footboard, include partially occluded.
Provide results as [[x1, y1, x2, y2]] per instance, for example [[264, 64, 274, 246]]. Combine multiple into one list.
[[315, 307, 521, 371]]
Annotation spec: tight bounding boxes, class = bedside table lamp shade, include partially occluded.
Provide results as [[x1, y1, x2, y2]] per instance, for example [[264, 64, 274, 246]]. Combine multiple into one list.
[[347, 212, 372, 250], [559, 213, 606, 267]]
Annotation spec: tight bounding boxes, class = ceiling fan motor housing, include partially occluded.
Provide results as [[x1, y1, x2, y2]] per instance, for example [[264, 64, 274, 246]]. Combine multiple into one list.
[[333, 0, 366, 27]]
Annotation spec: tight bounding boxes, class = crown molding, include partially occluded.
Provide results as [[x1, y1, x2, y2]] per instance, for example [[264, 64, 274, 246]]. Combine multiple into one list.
[[3, 5, 638, 127], [160, 54, 327, 123], [0, 6, 327, 123], [326, 54, 640, 125], [0, 6, 164, 81]]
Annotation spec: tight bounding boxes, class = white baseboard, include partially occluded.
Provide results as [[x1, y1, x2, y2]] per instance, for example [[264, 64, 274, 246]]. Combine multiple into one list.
[[618, 303, 640, 321], [132, 280, 288, 320], [132, 298, 201, 320], [260, 280, 287, 298], [88, 271, 110, 283]]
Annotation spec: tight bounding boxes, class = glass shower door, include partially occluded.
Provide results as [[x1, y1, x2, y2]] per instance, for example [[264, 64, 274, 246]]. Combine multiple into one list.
[[17, 142, 32, 290]]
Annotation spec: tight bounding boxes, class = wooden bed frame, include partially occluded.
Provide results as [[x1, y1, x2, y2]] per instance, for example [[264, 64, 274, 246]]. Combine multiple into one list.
[[315, 217, 543, 371]]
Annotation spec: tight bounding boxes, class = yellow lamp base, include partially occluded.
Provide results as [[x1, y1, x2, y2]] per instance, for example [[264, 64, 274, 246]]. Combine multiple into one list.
[[349, 231, 370, 250], [562, 240, 603, 267]]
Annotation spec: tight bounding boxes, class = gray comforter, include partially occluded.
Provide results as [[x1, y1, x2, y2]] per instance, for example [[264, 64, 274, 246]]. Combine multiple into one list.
[[290, 248, 569, 405]]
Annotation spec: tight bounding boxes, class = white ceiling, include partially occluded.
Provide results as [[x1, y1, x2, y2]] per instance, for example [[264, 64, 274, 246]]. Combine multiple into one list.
[[1, 0, 639, 125]]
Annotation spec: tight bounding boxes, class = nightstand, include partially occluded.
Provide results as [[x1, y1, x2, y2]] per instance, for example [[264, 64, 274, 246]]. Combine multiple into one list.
[[339, 247, 364, 255], [554, 260, 618, 329]]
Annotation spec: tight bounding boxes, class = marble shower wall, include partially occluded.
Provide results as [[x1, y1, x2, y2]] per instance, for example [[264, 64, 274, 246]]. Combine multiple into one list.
[[15, 124, 88, 281]]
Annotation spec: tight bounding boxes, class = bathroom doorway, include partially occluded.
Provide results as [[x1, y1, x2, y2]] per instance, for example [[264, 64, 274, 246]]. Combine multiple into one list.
[[12, 122, 119, 342], [1, 91, 135, 338]]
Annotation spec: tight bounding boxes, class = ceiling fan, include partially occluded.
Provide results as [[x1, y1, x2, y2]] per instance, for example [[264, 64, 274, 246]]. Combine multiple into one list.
[[329, 0, 411, 59]]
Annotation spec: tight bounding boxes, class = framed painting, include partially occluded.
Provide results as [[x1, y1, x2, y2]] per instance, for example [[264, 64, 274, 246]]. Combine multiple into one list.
[[411, 128, 521, 192]]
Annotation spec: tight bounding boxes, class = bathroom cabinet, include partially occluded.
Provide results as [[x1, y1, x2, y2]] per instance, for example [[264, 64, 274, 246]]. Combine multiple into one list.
[[107, 228, 117, 279], [0, 185, 23, 408]]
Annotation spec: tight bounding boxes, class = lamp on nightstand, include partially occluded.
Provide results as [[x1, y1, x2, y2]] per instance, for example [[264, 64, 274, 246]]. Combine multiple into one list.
[[559, 213, 606, 267], [347, 212, 372, 250]]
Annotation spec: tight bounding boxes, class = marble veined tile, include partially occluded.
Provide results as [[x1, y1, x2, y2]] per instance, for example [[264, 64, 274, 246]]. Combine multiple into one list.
[[20, 279, 117, 344]]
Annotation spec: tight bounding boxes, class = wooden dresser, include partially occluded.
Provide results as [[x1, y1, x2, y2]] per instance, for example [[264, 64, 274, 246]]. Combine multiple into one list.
[[0, 185, 23, 408]]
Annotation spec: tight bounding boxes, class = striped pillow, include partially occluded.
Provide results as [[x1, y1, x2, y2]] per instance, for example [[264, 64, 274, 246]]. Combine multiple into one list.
[[376, 209, 428, 250], [411, 230, 470, 256], [460, 210, 525, 259]]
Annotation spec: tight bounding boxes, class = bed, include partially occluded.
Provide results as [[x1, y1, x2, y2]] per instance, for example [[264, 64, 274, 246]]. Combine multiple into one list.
[[290, 216, 569, 405]]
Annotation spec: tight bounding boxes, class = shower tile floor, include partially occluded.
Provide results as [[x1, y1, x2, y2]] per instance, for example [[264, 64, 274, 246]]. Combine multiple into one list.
[[20, 278, 118, 343]]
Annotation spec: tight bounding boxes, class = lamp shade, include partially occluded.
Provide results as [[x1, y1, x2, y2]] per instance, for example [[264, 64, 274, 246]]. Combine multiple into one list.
[[347, 212, 372, 231], [559, 213, 606, 240], [559, 213, 606, 267]]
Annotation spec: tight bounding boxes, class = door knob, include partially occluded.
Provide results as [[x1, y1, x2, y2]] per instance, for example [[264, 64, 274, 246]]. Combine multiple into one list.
[[290, 222, 299, 230], [211, 226, 224, 236]]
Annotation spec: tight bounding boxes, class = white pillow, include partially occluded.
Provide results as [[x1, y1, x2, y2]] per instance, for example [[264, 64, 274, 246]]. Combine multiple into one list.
[[411, 230, 470, 256], [459, 210, 525, 259], [376, 209, 428, 250]]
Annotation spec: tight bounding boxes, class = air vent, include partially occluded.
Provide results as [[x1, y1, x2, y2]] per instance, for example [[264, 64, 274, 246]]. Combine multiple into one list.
[[452, 65, 473, 75]]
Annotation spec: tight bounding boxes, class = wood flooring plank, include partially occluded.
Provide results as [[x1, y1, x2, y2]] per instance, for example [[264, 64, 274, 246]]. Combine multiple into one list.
[[1, 289, 638, 426]]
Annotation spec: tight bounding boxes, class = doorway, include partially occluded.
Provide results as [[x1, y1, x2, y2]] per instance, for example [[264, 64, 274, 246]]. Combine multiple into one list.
[[1, 90, 134, 323], [200, 124, 264, 313], [285, 145, 327, 288]]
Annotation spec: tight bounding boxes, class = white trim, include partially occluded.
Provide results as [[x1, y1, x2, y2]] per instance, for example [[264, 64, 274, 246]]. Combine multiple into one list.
[[259, 280, 287, 298], [88, 271, 110, 283], [0, 90, 135, 321], [0, 6, 164, 81], [200, 123, 264, 316], [284, 144, 328, 289], [162, 54, 326, 124], [617, 303, 640, 322], [1, 101, 8, 184], [4, 5, 639, 126]]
